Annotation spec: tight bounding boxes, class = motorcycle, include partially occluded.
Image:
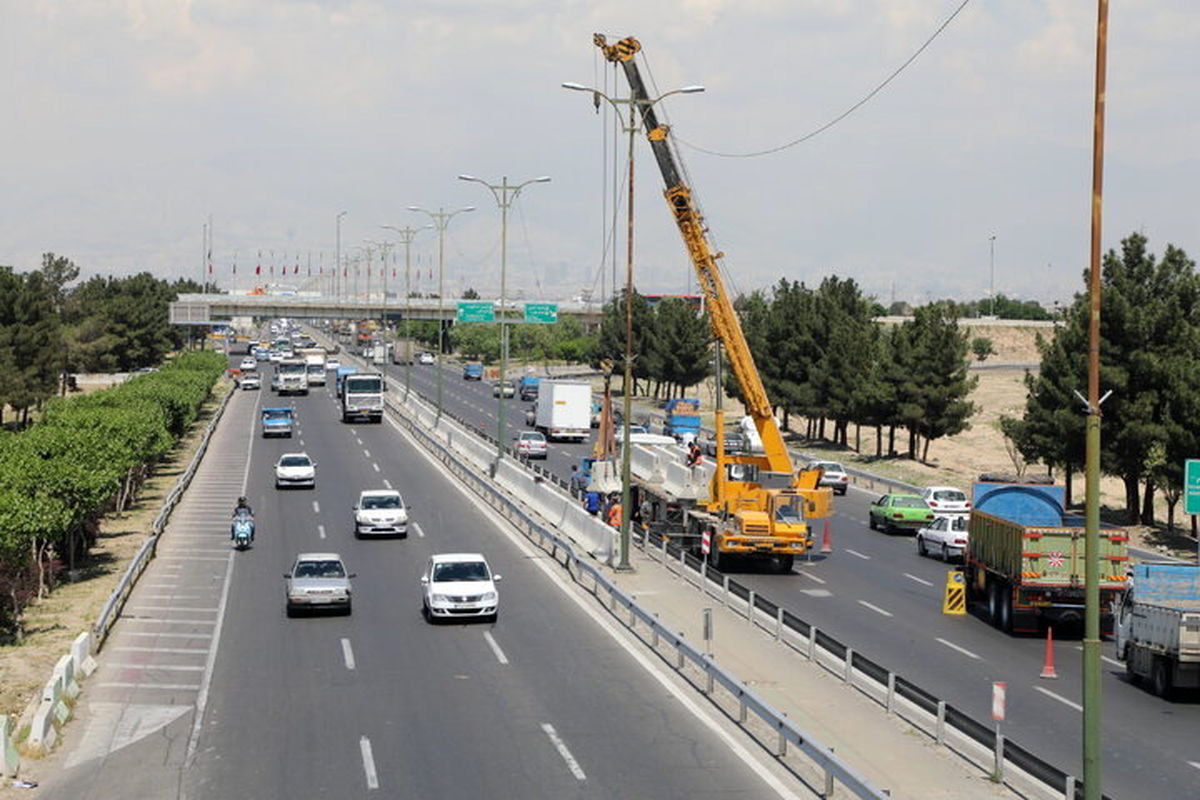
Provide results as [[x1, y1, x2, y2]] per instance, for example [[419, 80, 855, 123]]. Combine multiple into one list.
[[232, 510, 255, 550]]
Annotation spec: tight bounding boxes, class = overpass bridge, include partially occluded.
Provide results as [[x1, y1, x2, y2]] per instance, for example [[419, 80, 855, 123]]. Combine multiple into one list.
[[169, 292, 604, 327]]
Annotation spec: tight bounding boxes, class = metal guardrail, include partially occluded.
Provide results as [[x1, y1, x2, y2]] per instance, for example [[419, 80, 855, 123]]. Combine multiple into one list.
[[380, 390, 888, 799], [91, 384, 236, 651]]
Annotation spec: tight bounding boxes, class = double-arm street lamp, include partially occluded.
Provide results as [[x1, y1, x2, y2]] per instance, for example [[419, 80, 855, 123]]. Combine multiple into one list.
[[382, 224, 430, 399], [458, 174, 551, 459], [408, 205, 475, 422], [562, 79, 704, 570]]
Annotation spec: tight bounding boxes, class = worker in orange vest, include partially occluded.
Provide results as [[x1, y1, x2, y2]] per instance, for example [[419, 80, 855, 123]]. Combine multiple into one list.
[[606, 497, 623, 529]]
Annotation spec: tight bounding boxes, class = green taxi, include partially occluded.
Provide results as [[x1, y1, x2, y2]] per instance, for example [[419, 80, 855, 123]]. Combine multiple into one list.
[[868, 493, 934, 534]]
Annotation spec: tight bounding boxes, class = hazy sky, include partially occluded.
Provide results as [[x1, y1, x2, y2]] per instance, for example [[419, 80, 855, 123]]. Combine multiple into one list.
[[2, 1, 1196, 307]]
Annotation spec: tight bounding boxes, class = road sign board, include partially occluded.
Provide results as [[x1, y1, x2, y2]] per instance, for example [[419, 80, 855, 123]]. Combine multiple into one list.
[[456, 302, 494, 323], [1187, 460, 1200, 515], [524, 303, 558, 324]]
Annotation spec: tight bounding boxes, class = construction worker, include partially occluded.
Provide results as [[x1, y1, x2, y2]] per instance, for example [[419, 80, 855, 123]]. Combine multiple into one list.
[[606, 497, 623, 529], [584, 490, 602, 516]]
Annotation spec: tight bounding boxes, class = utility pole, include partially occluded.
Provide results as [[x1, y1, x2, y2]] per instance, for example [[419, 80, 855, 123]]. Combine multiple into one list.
[[336, 211, 347, 303], [1083, 2, 1109, 798], [989, 235, 997, 317], [383, 225, 429, 399]]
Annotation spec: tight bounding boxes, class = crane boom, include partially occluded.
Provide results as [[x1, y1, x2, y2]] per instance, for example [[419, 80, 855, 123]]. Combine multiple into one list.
[[595, 34, 794, 476]]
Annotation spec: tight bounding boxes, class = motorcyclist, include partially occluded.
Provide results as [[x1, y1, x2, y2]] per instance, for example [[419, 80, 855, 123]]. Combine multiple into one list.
[[231, 496, 255, 542]]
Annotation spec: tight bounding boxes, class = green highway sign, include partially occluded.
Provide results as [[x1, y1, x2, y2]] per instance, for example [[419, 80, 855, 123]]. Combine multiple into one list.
[[524, 303, 558, 324], [1186, 460, 1200, 515], [456, 302, 495, 323]]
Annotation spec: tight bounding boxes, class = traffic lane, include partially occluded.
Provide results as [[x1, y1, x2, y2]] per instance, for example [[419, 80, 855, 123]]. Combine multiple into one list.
[[200, 384, 785, 798], [348, 404, 788, 798]]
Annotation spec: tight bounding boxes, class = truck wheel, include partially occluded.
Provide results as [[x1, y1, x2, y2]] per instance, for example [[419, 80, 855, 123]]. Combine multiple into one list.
[[776, 554, 795, 574], [1151, 658, 1173, 699], [998, 586, 1012, 634], [1123, 647, 1138, 684], [987, 580, 999, 625], [868, 515, 877, 531]]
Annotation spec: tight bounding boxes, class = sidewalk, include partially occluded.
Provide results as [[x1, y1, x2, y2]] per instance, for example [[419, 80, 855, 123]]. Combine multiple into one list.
[[597, 545, 1018, 799]]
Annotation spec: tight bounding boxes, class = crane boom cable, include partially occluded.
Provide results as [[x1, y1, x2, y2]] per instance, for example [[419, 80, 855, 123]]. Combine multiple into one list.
[[676, 0, 972, 158]]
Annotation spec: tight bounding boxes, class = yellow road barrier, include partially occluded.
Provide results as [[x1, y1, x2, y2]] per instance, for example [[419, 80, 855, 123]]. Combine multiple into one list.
[[943, 570, 967, 615]]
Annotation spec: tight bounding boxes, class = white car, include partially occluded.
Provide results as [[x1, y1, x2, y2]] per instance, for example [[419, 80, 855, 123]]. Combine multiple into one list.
[[353, 489, 409, 538], [811, 461, 850, 496], [417, 352, 435, 365], [284, 552, 354, 616], [268, 350, 284, 363], [421, 553, 501, 623], [239, 357, 257, 371], [922, 486, 971, 514], [275, 452, 316, 489], [916, 514, 969, 561], [240, 373, 261, 391], [514, 430, 548, 459], [325, 357, 342, 372]]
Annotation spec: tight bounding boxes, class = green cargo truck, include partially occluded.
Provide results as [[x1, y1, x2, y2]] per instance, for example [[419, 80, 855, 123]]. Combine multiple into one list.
[[964, 475, 1128, 634]]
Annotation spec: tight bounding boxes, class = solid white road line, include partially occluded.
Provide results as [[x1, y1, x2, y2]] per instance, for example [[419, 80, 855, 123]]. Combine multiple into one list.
[[857, 600, 893, 618], [936, 637, 981, 660], [185, 551, 236, 765], [341, 638, 356, 670], [412, 522, 425, 539], [844, 548, 870, 560], [312, 500, 321, 513], [1034, 686, 1083, 712], [904, 573, 934, 587], [360, 736, 380, 790], [541, 723, 586, 780], [483, 631, 509, 665], [1101, 655, 1123, 669], [318, 524, 327, 540], [384, 413, 804, 800]]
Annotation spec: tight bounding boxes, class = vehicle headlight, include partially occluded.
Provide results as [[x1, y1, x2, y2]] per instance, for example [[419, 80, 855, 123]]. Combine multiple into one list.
[[481, 591, 497, 603], [431, 594, 450, 603]]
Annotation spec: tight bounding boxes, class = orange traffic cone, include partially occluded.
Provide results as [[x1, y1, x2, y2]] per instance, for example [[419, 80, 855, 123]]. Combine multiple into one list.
[[820, 519, 833, 554], [1040, 626, 1059, 679]]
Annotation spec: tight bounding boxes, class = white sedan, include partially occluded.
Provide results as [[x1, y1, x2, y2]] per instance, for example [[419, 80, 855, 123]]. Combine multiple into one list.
[[417, 352, 435, 365], [239, 357, 257, 371], [915, 514, 969, 561], [353, 489, 409, 538], [275, 452, 317, 489], [421, 553, 500, 623], [922, 486, 971, 514]]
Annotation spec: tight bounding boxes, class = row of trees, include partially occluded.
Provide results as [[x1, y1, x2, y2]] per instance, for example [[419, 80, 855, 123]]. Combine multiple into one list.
[[0, 351, 227, 641], [1004, 233, 1199, 525], [0, 254, 199, 425]]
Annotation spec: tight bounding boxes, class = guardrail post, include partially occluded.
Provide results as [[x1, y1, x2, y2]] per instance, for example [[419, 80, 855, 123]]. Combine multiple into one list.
[[738, 692, 747, 723], [676, 642, 684, 671], [747, 590, 755, 625], [661, 535, 668, 566], [993, 726, 1004, 783], [652, 613, 660, 648], [1064, 775, 1075, 800], [843, 647, 854, 685], [936, 701, 946, 746], [699, 560, 707, 592], [679, 547, 686, 575], [776, 721, 787, 757], [705, 663, 714, 695], [775, 607, 783, 641], [808, 625, 818, 661], [886, 673, 896, 715], [722, 575, 729, 606], [824, 762, 835, 798]]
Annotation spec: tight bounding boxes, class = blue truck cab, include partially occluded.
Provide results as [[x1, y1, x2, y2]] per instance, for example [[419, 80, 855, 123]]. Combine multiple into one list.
[[335, 365, 359, 398], [462, 363, 484, 381], [664, 398, 702, 443], [261, 407, 294, 438], [518, 375, 541, 400]]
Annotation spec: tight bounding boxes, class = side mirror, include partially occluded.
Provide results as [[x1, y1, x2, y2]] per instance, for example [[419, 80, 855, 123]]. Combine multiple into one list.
[[352, 505, 359, 511], [493, 575, 503, 582], [420, 576, 429, 585], [348, 573, 358, 579], [283, 573, 291, 579]]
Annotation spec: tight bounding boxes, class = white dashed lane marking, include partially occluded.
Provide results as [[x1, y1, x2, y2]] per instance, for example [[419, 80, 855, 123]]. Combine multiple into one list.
[[936, 637, 980, 660]]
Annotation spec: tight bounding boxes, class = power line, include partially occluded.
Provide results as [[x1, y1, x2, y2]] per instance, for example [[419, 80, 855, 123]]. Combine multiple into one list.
[[676, 0, 973, 159]]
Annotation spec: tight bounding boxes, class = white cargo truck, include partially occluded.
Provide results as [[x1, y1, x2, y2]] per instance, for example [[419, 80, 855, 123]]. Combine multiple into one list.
[[1117, 563, 1200, 698], [341, 372, 385, 423], [301, 349, 327, 387], [274, 358, 309, 396], [534, 381, 591, 442]]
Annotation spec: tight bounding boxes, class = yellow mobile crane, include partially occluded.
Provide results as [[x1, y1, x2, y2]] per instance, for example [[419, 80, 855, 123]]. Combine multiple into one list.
[[596, 34, 833, 572]]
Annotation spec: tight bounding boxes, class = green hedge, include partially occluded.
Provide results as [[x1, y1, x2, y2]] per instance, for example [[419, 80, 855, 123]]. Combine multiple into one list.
[[0, 351, 227, 638]]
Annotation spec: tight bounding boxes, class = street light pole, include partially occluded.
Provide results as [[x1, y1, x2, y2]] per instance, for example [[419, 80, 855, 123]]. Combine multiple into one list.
[[459, 174, 551, 459], [563, 80, 704, 570], [383, 225, 429, 399], [989, 234, 997, 317], [408, 205, 475, 423], [336, 211, 347, 303]]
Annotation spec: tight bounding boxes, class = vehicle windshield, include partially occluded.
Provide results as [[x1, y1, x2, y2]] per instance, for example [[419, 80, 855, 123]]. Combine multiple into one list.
[[280, 456, 311, 467], [295, 560, 345, 579], [263, 409, 290, 420], [816, 462, 843, 472], [362, 495, 402, 510], [774, 496, 804, 523], [234, 508, 252, 518], [520, 433, 544, 442], [278, 363, 305, 375], [931, 490, 966, 502], [895, 497, 929, 509], [347, 377, 383, 393], [433, 561, 490, 582]]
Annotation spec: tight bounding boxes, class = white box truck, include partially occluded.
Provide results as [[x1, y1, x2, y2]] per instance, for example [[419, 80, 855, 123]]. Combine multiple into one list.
[[302, 350, 327, 387], [535, 381, 591, 442], [341, 372, 385, 423], [1117, 563, 1200, 698]]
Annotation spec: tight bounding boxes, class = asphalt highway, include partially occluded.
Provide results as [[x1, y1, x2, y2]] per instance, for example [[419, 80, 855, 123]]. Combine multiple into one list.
[[183, 368, 790, 799], [380, 352, 1200, 800]]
